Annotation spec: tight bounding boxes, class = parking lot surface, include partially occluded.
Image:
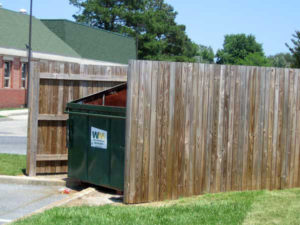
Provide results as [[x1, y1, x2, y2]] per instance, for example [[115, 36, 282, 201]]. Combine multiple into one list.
[[0, 113, 27, 155], [0, 183, 67, 224]]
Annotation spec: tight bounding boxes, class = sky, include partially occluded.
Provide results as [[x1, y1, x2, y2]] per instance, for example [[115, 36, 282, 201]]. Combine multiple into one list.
[[1, 0, 299, 56]]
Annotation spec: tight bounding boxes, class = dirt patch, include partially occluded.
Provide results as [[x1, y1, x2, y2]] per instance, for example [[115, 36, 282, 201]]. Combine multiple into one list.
[[65, 190, 123, 207]]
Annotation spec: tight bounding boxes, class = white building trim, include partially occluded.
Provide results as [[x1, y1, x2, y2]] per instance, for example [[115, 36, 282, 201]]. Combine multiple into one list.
[[0, 47, 127, 67]]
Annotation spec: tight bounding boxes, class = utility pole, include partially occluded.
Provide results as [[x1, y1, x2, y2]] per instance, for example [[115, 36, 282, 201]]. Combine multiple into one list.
[[26, 0, 33, 107]]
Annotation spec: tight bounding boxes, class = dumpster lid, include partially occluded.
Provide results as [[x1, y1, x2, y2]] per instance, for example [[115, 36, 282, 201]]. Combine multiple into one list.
[[71, 83, 127, 108]]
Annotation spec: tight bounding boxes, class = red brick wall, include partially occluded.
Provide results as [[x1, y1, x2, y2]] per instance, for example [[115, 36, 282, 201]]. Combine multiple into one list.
[[0, 89, 26, 108], [0, 56, 27, 108]]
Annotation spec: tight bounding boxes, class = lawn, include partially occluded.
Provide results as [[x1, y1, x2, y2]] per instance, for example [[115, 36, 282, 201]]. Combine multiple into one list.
[[13, 188, 300, 225], [0, 107, 25, 111], [0, 153, 26, 176]]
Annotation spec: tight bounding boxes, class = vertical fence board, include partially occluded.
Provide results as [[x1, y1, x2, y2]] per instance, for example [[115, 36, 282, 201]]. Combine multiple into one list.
[[148, 61, 158, 201], [294, 70, 300, 187]]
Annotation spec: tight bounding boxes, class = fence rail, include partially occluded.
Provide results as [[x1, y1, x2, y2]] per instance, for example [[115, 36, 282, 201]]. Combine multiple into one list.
[[27, 61, 127, 176], [124, 60, 300, 204]]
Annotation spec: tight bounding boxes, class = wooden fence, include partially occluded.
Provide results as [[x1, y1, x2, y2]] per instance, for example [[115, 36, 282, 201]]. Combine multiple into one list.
[[27, 60, 127, 176], [124, 60, 300, 204]]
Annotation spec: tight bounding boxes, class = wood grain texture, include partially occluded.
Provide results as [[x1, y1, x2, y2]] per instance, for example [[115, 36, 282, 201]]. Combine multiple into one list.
[[27, 61, 127, 175], [26, 61, 40, 176], [124, 60, 300, 204]]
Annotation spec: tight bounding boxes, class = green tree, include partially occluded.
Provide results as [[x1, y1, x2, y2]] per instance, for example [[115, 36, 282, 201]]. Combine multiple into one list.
[[70, 0, 198, 62], [286, 31, 300, 68], [268, 53, 293, 68], [195, 45, 214, 63], [216, 34, 268, 66], [237, 52, 270, 66]]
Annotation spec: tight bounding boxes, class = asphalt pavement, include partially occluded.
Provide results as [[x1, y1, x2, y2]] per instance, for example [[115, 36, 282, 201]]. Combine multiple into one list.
[[0, 110, 27, 155], [0, 109, 71, 224], [0, 183, 67, 224]]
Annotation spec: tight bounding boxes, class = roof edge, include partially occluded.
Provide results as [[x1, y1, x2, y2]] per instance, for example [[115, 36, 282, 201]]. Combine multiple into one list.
[[41, 19, 135, 41], [0, 7, 34, 18]]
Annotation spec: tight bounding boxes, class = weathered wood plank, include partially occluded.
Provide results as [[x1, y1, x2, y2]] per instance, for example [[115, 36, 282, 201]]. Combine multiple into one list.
[[271, 68, 280, 189], [38, 114, 68, 121], [124, 61, 300, 204], [294, 69, 300, 187], [216, 65, 226, 192], [171, 62, 182, 199], [289, 69, 298, 188], [194, 63, 205, 194], [183, 63, 192, 196], [36, 154, 68, 161], [242, 66, 250, 190], [252, 67, 261, 190], [226, 65, 236, 191], [221, 65, 230, 192], [200, 64, 210, 193], [280, 69, 290, 189], [211, 65, 220, 193], [232, 65, 241, 191], [166, 62, 176, 199], [204, 64, 215, 193], [257, 67, 266, 190], [124, 61, 134, 204], [155, 62, 165, 200], [141, 61, 152, 202], [39, 72, 127, 82], [148, 61, 158, 201], [159, 62, 170, 200], [237, 66, 246, 190], [261, 68, 270, 189], [135, 61, 146, 203], [26, 61, 40, 176], [274, 68, 284, 189], [266, 68, 275, 190], [247, 67, 256, 190]]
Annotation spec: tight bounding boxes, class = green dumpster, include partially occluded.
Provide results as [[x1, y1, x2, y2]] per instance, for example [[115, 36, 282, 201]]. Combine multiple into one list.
[[65, 84, 127, 191]]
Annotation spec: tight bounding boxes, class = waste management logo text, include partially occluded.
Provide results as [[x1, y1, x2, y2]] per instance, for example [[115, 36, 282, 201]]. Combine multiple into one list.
[[91, 127, 107, 149]]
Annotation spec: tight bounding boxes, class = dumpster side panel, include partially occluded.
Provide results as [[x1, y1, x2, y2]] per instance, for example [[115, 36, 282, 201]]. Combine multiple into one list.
[[110, 119, 126, 190], [68, 115, 88, 181], [88, 117, 111, 187]]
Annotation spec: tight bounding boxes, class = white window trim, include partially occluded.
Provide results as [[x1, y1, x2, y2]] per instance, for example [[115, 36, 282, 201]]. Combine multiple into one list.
[[4, 61, 12, 88]]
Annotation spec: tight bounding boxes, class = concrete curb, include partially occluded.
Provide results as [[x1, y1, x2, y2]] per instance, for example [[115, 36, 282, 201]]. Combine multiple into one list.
[[0, 109, 28, 117], [10, 187, 96, 224], [0, 175, 66, 186]]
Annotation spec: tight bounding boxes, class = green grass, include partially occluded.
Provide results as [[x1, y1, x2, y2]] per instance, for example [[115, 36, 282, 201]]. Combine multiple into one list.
[[14, 189, 300, 225], [0, 107, 27, 111], [0, 153, 26, 176], [243, 188, 300, 225]]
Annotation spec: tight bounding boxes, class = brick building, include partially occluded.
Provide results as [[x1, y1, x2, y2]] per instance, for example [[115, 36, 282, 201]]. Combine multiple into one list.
[[0, 8, 136, 108]]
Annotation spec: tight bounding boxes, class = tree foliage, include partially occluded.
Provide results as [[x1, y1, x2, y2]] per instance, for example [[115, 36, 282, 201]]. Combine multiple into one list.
[[268, 53, 293, 68], [236, 52, 270, 67], [195, 45, 214, 63], [69, 0, 198, 62], [286, 31, 300, 68], [216, 34, 268, 66]]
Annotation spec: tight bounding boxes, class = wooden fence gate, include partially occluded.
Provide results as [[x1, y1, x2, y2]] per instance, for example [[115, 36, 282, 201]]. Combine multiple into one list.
[[27, 60, 127, 176]]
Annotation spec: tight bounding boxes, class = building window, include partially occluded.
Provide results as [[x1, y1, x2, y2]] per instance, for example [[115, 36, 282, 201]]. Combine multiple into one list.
[[4, 62, 11, 88], [21, 63, 28, 88]]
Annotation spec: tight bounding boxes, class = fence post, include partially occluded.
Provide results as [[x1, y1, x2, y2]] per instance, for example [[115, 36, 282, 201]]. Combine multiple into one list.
[[26, 61, 40, 176]]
